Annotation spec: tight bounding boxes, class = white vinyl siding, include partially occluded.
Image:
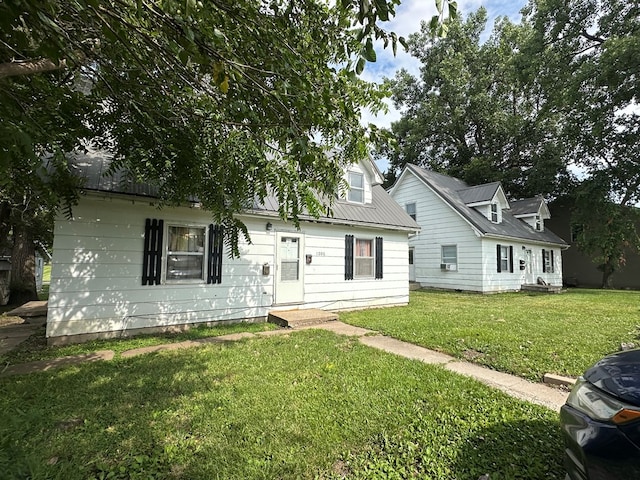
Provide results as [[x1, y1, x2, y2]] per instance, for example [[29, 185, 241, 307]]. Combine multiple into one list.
[[47, 195, 410, 341], [390, 173, 483, 291], [390, 169, 564, 293]]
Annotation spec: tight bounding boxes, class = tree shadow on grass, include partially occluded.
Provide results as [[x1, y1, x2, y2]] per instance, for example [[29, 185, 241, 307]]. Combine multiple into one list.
[[334, 408, 565, 480], [452, 418, 565, 480], [0, 346, 228, 479]]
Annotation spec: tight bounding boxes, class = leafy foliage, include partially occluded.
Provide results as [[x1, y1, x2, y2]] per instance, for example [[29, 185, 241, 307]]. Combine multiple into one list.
[[0, 0, 414, 260], [383, 8, 568, 198], [524, 0, 640, 283], [383, 0, 639, 286]]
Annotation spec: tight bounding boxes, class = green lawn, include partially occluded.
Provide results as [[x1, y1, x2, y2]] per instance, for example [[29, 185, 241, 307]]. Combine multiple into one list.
[[0, 329, 563, 479], [341, 288, 640, 381]]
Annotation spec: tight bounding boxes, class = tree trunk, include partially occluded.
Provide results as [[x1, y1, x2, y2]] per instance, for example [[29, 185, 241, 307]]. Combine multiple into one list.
[[9, 224, 38, 305], [601, 260, 615, 289]]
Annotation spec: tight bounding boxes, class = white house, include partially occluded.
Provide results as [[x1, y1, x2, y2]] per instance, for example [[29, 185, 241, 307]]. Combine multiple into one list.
[[46, 153, 419, 344], [389, 164, 568, 293]]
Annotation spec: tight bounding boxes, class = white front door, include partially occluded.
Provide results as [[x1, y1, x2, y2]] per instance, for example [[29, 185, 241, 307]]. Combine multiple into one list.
[[525, 249, 536, 284], [409, 247, 416, 282], [275, 233, 304, 304]]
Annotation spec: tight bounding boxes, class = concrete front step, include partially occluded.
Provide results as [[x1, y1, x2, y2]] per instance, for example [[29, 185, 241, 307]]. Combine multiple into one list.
[[521, 284, 563, 294], [268, 308, 338, 328]]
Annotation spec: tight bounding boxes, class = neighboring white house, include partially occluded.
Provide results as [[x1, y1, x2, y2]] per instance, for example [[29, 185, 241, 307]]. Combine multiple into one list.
[[389, 164, 568, 293], [46, 152, 419, 344]]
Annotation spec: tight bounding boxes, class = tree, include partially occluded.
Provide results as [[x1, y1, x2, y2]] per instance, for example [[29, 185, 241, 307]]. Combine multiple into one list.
[[524, 0, 640, 287], [3, 0, 456, 303], [383, 8, 568, 199]]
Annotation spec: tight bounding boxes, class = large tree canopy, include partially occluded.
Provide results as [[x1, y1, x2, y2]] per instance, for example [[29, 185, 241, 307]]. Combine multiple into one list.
[[383, 7, 568, 199], [1, 0, 461, 302], [525, 0, 640, 287], [383, 0, 639, 287]]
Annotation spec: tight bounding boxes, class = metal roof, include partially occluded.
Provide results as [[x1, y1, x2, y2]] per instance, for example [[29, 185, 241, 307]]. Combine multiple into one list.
[[68, 149, 419, 232], [248, 186, 420, 231], [510, 197, 543, 216], [404, 164, 567, 246], [458, 182, 501, 204]]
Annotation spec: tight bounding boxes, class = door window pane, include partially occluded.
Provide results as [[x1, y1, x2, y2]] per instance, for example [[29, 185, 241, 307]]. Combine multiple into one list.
[[280, 237, 299, 281]]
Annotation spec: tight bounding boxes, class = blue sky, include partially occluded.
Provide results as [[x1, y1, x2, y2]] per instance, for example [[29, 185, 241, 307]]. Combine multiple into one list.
[[361, 0, 528, 171]]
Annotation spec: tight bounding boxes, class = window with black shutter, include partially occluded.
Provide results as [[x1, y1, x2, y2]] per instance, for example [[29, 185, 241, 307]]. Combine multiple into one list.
[[345, 234, 354, 280], [375, 237, 383, 279], [207, 224, 224, 284], [142, 218, 164, 285], [497, 244, 513, 273], [542, 249, 554, 273]]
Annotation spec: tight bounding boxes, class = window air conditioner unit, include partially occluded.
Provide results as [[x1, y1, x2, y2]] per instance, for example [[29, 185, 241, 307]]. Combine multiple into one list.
[[446, 264, 457, 271]]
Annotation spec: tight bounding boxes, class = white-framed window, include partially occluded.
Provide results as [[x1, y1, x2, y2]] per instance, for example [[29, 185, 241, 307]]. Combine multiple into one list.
[[166, 225, 206, 281], [491, 203, 499, 223], [542, 249, 555, 273], [499, 245, 511, 272], [406, 202, 417, 220], [441, 245, 458, 270], [535, 215, 542, 231], [347, 171, 364, 203], [355, 238, 373, 277]]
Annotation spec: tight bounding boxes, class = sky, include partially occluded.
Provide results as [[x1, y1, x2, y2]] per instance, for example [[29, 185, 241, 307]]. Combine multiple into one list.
[[361, 0, 529, 171]]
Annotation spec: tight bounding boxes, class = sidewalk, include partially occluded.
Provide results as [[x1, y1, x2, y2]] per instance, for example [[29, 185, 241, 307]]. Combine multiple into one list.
[[0, 321, 569, 411]]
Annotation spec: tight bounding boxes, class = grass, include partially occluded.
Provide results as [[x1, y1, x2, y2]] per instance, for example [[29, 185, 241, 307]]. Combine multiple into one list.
[[0, 329, 563, 479], [341, 288, 640, 381], [0, 321, 276, 366]]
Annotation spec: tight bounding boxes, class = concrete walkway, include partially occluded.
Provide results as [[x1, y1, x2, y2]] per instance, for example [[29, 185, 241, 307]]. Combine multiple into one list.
[[0, 321, 570, 411]]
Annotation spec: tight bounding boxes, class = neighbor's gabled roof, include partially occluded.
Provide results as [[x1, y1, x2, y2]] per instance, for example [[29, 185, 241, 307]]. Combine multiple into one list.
[[510, 197, 551, 220], [395, 164, 567, 246], [457, 182, 501, 204], [68, 148, 420, 233]]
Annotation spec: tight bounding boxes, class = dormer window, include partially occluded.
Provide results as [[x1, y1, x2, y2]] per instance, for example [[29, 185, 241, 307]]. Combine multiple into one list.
[[535, 215, 542, 231], [348, 171, 364, 203], [491, 203, 499, 223]]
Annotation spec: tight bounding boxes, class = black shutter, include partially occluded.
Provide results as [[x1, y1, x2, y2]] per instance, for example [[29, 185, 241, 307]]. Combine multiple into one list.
[[345, 234, 354, 280], [509, 246, 514, 273], [550, 250, 555, 274], [375, 237, 383, 279], [542, 249, 547, 273], [496, 244, 502, 272], [207, 224, 224, 284], [142, 218, 163, 285]]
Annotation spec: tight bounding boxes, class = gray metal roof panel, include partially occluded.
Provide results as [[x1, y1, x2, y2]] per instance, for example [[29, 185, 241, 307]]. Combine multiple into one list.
[[250, 185, 420, 231], [457, 182, 501, 204], [69, 150, 418, 232], [406, 164, 567, 246], [510, 197, 543, 216]]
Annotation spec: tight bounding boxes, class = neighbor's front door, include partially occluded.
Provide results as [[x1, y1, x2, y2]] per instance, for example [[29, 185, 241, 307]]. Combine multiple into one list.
[[525, 249, 536, 284], [275, 232, 305, 304]]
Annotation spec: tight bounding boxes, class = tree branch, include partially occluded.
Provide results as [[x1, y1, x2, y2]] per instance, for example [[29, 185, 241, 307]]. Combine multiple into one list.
[[0, 58, 66, 79], [580, 29, 606, 45]]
